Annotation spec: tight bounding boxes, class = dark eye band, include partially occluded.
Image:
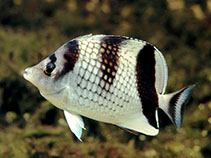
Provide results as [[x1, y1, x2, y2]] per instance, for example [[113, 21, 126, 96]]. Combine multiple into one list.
[[44, 62, 56, 76]]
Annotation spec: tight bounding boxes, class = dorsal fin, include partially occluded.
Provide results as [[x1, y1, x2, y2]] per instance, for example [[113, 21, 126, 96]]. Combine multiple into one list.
[[154, 47, 168, 94]]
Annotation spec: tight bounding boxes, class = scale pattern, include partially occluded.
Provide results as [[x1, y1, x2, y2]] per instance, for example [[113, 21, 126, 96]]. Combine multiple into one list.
[[71, 36, 140, 119]]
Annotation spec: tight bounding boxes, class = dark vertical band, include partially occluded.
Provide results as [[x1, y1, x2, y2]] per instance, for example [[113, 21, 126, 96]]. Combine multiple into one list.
[[55, 40, 80, 80], [136, 43, 159, 129], [169, 87, 186, 125], [98, 36, 127, 90]]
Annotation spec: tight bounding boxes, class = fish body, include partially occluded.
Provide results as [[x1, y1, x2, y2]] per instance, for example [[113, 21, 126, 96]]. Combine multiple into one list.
[[23, 34, 195, 140]]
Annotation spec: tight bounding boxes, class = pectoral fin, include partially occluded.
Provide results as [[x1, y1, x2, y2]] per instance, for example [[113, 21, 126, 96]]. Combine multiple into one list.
[[63, 110, 85, 141]]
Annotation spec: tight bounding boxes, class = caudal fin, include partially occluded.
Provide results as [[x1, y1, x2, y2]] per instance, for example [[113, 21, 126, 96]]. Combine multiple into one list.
[[159, 85, 195, 128]]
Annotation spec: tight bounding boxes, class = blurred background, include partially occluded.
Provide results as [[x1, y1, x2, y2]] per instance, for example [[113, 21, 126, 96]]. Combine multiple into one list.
[[0, 0, 210, 157]]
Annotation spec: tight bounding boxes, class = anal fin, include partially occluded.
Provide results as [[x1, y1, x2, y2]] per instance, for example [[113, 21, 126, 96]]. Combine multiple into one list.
[[117, 113, 159, 136], [118, 126, 140, 135], [64, 110, 85, 141]]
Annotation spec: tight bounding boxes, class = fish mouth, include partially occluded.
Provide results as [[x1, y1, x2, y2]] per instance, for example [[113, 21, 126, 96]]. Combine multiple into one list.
[[23, 67, 43, 87], [23, 66, 42, 81], [23, 68, 32, 80], [24, 67, 66, 96]]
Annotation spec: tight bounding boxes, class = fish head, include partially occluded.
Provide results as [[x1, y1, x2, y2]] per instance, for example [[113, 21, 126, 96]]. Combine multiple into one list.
[[23, 45, 68, 96]]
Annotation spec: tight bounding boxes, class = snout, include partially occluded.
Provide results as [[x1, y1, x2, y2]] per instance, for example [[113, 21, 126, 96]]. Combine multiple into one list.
[[23, 67, 32, 80], [23, 66, 39, 82]]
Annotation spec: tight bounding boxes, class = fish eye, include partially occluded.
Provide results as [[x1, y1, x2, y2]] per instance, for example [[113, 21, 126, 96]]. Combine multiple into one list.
[[44, 62, 56, 76]]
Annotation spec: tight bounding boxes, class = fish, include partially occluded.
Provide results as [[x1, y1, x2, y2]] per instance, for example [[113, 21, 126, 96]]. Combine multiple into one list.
[[23, 34, 195, 141]]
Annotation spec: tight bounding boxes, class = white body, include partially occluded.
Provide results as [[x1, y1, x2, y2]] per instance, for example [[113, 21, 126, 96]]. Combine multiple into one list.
[[24, 34, 194, 140]]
